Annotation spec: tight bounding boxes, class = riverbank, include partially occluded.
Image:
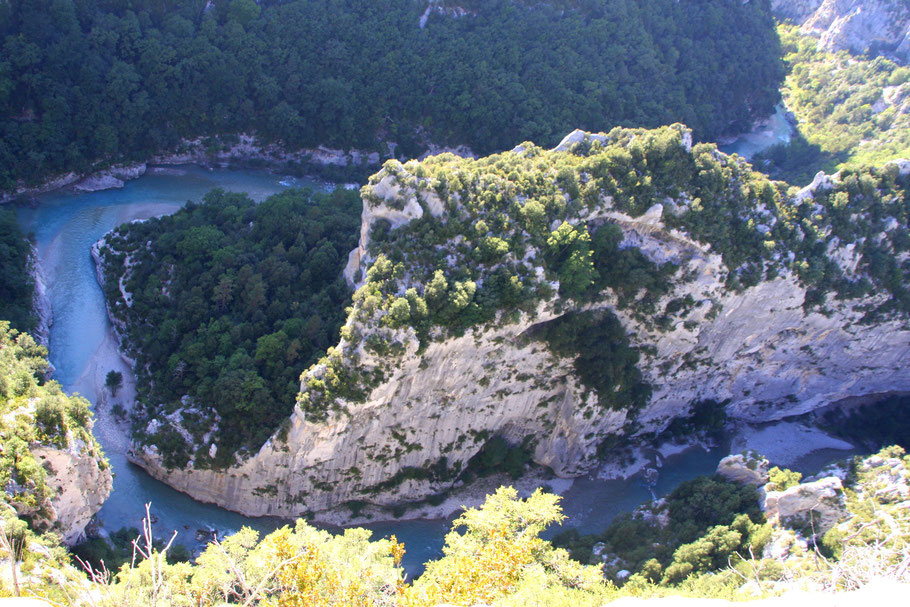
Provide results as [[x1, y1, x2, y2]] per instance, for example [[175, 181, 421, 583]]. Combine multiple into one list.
[[28, 244, 52, 348], [729, 420, 855, 467], [1, 133, 476, 205]]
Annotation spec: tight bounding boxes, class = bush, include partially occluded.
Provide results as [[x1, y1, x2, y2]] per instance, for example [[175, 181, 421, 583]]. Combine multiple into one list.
[[766, 466, 802, 492]]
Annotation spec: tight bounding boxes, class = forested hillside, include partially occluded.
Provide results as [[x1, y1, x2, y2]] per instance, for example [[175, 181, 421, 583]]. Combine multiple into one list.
[[0, 208, 35, 332], [0, 0, 783, 189], [95, 187, 361, 466], [755, 25, 910, 183]]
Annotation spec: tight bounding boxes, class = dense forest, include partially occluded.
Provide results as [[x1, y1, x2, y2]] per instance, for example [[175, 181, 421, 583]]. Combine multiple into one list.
[[96, 187, 360, 466], [0, 0, 783, 190], [0, 208, 35, 332]]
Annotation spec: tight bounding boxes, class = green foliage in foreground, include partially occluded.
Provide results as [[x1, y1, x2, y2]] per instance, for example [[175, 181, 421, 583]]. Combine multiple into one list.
[[7, 450, 910, 604], [0, 209, 35, 333], [755, 25, 910, 184], [0, 486, 754, 605], [98, 187, 360, 466], [0, 322, 105, 529], [0, 0, 783, 190], [553, 475, 766, 582]]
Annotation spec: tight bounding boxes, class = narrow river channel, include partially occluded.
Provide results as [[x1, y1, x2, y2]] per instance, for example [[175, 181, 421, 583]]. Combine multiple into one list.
[[13, 112, 830, 576]]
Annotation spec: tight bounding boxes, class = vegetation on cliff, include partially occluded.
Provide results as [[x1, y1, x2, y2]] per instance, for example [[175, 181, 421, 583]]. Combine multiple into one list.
[[96, 187, 360, 466], [0, 321, 107, 532], [5, 448, 909, 604], [554, 475, 768, 583], [756, 24, 910, 184], [0, 0, 783, 190], [300, 124, 910, 424], [0, 209, 35, 333]]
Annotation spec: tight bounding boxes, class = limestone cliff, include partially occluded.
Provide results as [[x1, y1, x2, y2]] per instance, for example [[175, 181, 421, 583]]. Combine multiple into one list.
[[31, 437, 112, 545], [126, 125, 910, 519], [0, 325, 112, 545], [773, 0, 910, 63]]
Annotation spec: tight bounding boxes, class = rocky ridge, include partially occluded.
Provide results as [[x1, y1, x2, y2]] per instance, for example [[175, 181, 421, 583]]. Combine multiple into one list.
[[30, 439, 112, 545], [120, 126, 910, 519], [773, 0, 910, 63]]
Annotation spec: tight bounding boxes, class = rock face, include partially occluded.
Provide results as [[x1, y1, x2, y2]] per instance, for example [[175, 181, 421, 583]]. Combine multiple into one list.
[[28, 247, 52, 348], [72, 163, 147, 193], [762, 476, 847, 537], [32, 440, 113, 545], [148, 134, 383, 169], [123, 127, 910, 519], [773, 0, 910, 63], [717, 453, 771, 486]]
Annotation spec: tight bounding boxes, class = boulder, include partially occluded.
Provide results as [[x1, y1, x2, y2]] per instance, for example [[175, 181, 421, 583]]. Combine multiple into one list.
[[762, 476, 846, 537], [716, 452, 771, 486]]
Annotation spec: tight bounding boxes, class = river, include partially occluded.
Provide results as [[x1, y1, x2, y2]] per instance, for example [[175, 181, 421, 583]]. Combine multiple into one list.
[[15, 153, 841, 577], [718, 105, 795, 159]]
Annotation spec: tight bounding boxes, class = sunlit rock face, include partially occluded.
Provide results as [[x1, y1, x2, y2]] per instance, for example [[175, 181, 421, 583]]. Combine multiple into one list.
[[773, 0, 910, 63], [124, 128, 910, 519], [33, 440, 113, 545]]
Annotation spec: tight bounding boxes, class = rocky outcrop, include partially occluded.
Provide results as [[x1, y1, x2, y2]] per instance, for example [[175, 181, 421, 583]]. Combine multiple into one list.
[[73, 163, 147, 193], [1, 327, 112, 545], [762, 476, 847, 538], [0, 172, 80, 204], [27, 247, 52, 348], [774, 0, 910, 63], [32, 439, 113, 545], [717, 452, 771, 486], [122, 127, 910, 519], [148, 133, 383, 169]]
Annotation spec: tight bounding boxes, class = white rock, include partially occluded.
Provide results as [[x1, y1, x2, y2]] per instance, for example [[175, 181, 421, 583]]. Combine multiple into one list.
[[124, 135, 910, 520], [774, 0, 910, 64], [717, 452, 771, 486], [762, 476, 846, 537]]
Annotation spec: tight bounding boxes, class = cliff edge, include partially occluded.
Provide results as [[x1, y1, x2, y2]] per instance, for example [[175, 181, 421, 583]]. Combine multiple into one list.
[[773, 0, 910, 63], [124, 125, 910, 518], [0, 324, 112, 545]]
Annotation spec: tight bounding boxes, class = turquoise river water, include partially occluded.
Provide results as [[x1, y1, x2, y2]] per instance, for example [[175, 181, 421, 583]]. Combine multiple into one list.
[[15, 142, 827, 576]]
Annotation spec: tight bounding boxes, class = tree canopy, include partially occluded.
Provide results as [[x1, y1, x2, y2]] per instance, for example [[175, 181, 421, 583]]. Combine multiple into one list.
[[0, 0, 783, 189], [97, 187, 361, 466], [0, 209, 35, 333]]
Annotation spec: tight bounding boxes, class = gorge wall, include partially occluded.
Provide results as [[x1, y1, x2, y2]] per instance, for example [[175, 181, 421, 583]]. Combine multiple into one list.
[[123, 125, 910, 518], [773, 0, 910, 63], [32, 440, 112, 545], [0, 327, 112, 545]]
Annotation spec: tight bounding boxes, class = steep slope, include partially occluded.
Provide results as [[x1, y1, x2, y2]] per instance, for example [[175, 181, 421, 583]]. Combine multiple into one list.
[[755, 24, 910, 185], [0, 0, 783, 193], [773, 0, 910, 63], [0, 323, 111, 544], [127, 125, 910, 518]]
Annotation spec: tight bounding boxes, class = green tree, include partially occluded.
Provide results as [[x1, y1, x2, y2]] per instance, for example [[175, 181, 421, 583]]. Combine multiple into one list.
[[104, 370, 123, 397]]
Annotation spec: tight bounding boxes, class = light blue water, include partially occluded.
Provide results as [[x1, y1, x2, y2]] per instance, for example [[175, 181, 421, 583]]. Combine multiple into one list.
[[14, 166, 454, 575], [14, 164, 842, 577], [719, 105, 795, 160]]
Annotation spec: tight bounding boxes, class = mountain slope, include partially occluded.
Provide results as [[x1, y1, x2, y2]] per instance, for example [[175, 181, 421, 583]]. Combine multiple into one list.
[[119, 125, 910, 518]]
